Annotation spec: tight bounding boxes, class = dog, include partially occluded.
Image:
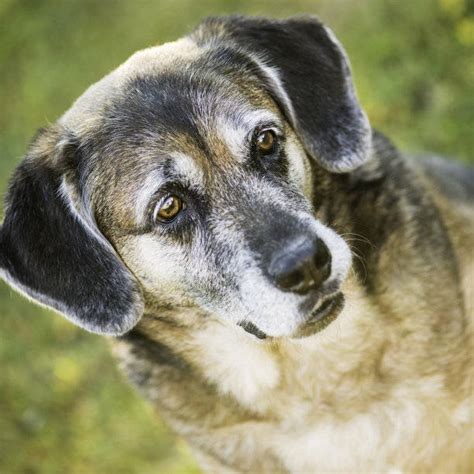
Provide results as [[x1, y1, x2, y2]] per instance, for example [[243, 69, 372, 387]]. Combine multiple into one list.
[[0, 15, 472, 473]]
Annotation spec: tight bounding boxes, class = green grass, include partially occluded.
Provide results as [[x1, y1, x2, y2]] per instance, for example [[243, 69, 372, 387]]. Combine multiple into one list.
[[0, 0, 472, 472]]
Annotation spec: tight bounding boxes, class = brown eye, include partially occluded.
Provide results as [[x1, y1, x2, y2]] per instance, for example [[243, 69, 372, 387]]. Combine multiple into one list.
[[256, 129, 276, 155], [154, 195, 183, 222]]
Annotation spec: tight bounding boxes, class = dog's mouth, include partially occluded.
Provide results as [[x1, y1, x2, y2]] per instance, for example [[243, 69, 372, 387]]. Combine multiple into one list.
[[238, 292, 344, 340], [293, 292, 345, 338]]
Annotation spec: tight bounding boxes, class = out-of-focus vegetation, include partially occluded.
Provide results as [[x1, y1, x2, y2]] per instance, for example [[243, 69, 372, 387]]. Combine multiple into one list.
[[0, 0, 472, 472]]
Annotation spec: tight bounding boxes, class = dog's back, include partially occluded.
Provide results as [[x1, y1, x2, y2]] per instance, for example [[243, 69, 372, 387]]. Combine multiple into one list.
[[416, 156, 474, 319]]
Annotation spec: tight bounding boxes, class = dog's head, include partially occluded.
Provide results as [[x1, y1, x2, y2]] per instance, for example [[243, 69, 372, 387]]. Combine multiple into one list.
[[0, 16, 371, 338]]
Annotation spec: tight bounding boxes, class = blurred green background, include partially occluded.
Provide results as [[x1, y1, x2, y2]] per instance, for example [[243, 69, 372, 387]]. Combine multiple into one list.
[[0, 0, 472, 473]]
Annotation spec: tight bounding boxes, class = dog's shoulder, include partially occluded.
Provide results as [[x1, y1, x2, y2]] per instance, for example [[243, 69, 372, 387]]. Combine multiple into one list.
[[411, 154, 474, 322]]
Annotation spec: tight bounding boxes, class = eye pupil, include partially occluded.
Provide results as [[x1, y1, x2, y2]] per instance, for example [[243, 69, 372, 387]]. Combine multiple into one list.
[[256, 130, 276, 155], [155, 195, 182, 222]]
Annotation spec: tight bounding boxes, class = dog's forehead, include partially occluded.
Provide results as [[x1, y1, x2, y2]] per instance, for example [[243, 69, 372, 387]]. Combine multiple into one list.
[[67, 36, 281, 232], [90, 80, 279, 232], [60, 35, 275, 138]]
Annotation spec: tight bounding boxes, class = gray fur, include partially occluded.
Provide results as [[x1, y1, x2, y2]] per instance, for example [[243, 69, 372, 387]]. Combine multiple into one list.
[[0, 16, 472, 473]]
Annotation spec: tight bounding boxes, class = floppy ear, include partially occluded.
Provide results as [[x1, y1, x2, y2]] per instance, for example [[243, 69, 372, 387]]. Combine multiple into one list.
[[0, 127, 143, 335], [194, 15, 372, 172]]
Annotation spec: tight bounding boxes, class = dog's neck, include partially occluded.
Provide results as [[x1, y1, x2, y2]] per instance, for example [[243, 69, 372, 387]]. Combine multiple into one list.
[[111, 266, 470, 471], [116, 263, 465, 415]]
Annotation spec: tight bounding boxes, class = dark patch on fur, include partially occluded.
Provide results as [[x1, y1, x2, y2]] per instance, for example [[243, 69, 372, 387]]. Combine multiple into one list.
[[320, 132, 462, 296], [106, 74, 211, 156], [120, 329, 191, 371]]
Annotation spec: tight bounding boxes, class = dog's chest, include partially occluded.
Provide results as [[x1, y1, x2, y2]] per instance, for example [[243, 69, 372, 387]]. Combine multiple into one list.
[[189, 321, 467, 472], [113, 296, 472, 473], [191, 293, 380, 417], [179, 299, 471, 472]]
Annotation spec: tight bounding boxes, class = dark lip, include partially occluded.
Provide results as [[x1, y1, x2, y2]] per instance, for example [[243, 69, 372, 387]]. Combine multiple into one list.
[[238, 320, 267, 339], [293, 292, 345, 338], [297, 280, 341, 315]]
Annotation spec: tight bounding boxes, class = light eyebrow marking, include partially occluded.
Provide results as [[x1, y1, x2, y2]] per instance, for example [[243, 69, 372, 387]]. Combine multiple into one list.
[[169, 152, 205, 189], [247, 55, 297, 127], [134, 153, 204, 226], [134, 168, 166, 224], [216, 109, 282, 161]]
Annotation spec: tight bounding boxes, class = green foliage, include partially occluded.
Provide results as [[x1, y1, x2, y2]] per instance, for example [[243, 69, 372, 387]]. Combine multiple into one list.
[[0, 1, 472, 472], [0, 285, 200, 473]]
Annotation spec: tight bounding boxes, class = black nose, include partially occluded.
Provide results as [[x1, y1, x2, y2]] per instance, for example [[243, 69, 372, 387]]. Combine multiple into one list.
[[269, 238, 332, 294]]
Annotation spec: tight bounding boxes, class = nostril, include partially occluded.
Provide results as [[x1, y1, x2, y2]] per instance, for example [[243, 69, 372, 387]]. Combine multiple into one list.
[[314, 238, 331, 269], [275, 267, 307, 293], [312, 238, 332, 283]]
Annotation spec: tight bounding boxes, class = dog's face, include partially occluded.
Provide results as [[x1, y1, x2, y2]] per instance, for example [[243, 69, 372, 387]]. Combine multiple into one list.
[[94, 65, 352, 338], [0, 16, 371, 338]]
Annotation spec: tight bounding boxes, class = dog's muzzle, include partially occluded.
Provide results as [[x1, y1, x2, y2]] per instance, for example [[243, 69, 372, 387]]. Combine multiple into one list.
[[238, 235, 343, 340]]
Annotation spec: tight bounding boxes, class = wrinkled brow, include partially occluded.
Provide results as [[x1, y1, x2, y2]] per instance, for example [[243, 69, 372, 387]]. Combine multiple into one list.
[[134, 153, 205, 225], [214, 109, 283, 161], [132, 108, 282, 226]]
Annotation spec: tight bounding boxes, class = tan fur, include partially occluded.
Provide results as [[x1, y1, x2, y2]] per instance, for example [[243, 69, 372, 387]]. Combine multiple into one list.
[[424, 186, 474, 325], [112, 251, 473, 472], [4, 21, 472, 473], [101, 36, 473, 473]]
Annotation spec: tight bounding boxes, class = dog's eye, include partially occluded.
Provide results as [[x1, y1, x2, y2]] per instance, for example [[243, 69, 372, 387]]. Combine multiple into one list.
[[154, 195, 183, 223], [256, 130, 277, 155]]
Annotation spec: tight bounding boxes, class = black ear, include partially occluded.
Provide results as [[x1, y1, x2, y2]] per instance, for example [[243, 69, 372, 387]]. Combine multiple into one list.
[[193, 15, 372, 172], [0, 128, 143, 335]]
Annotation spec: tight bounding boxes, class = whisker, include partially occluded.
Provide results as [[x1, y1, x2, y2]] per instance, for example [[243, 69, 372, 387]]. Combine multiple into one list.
[[350, 248, 369, 284], [340, 232, 377, 250]]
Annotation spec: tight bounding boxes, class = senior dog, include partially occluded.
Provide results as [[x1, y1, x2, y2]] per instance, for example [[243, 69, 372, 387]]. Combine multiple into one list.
[[1, 15, 472, 473]]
